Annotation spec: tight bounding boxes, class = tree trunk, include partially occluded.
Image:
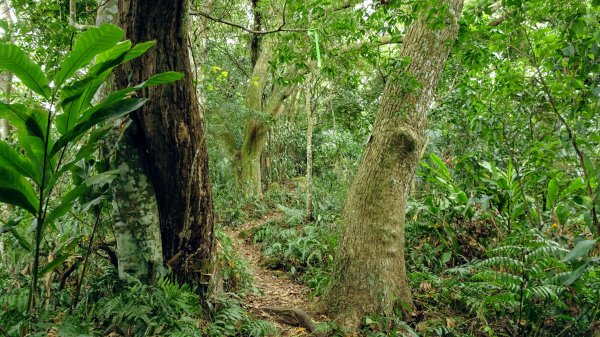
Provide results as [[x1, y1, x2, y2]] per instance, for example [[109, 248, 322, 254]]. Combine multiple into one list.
[[0, 0, 13, 142], [305, 78, 314, 222], [240, 45, 271, 196], [94, 0, 166, 283], [0, 0, 13, 224], [116, 0, 215, 290], [0, 67, 12, 156], [323, 0, 463, 326]]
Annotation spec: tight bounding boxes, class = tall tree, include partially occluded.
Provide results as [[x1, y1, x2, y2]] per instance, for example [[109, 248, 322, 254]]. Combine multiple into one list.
[[116, 0, 215, 288], [94, 0, 165, 282], [323, 0, 464, 326]]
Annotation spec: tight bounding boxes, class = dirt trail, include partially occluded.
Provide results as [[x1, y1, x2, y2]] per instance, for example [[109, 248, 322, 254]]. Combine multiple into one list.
[[224, 212, 328, 336]]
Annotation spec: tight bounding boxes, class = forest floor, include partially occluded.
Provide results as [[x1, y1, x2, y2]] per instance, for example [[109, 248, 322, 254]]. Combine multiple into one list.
[[224, 212, 329, 336]]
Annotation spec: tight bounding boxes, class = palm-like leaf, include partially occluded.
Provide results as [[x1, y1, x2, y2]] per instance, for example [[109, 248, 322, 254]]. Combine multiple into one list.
[[0, 141, 40, 184], [0, 166, 39, 214], [0, 44, 50, 99], [51, 98, 148, 156], [53, 24, 124, 88]]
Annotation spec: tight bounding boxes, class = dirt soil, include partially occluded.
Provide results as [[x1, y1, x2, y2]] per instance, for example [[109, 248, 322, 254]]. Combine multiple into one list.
[[224, 212, 329, 336]]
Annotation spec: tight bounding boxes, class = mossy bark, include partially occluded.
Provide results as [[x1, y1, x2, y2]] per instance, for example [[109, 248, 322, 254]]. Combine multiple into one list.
[[116, 0, 215, 290], [95, 0, 164, 282], [240, 46, 271, 196], [323, 0, 464, 327], [240, 84, 295, 196]]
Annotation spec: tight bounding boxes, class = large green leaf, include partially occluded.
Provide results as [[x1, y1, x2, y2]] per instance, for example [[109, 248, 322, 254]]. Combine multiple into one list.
[[57, 73, 109, 135], [44, 183, 90, 227], [559, 177, 585, 199], [53, 24, 124, 88], [0, 141, 40, 184], [55, 40, 159, 136], [45, 167, 123, 226], [92, 41, 156, 76], [0, 102, 47, 139], [139, 71, 184, 86], [0, 104, 51, 172], [101, 72, 184, 106], [0, 217, 32, 252], [429, 153, 452, 181], [91, 40, 132, 73], [0, 216, 23, 235], [44, 125, 112, 197], [50, 98, 148, 156], [0, 43, 50, 99], [562, 262, 590, 286], [546, 178, 559, 210], [40, 253, 71, 276], [562, 239, 598, 262], [0, 166, 39, 215], [121, 41, 157, 63]]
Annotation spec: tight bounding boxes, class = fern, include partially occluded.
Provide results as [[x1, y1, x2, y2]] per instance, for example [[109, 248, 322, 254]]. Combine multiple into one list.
[[241, 319, 278, 337], [276, 204, 305, 226], [469, 230, 586, 335]]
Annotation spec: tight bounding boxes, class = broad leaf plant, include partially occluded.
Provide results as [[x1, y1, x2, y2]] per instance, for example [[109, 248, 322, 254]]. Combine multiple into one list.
[[0, 23, 182, 318]]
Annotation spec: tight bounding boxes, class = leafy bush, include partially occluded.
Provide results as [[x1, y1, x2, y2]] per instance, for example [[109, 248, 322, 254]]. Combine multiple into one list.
[[0, 23, 182, 318]]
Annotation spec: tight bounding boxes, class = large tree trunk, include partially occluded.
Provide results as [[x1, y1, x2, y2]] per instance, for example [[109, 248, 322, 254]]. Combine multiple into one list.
[[95, 0, 165, 283], [116, 0, 215, 289], [323, 0, 463, 326]]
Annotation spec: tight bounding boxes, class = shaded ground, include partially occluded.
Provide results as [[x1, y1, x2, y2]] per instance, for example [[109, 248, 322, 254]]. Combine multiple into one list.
[[224, 212, 328, 336]]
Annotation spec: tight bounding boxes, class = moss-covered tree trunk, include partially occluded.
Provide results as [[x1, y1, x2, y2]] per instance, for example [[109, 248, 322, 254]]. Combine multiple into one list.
[[95, 0, 165, 283], [116, 0, 215, 289], [240, 45, 271, 196], [323, 0, 463, 326]]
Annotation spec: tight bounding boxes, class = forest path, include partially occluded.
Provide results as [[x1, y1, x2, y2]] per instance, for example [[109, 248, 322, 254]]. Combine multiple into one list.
[[224, 212, 328, 336]]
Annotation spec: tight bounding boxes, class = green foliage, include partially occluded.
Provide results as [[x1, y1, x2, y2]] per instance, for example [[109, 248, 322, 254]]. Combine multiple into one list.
[[251, 211, 337, 295], [360, 314, 419, 337], [469, 231, 600, 335], [0, 23, 182, 319], [204, 295, 278, 337], [94, 278, 201, 336], [215, 230, 254, 293]]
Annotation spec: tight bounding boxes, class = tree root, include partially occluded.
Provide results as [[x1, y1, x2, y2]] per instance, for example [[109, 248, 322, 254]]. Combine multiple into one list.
[[262, 306, 327, 337]]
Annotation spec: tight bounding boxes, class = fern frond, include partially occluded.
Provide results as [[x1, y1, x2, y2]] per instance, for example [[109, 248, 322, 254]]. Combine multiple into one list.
[[490, 245, 527, 258], [474, 270, 522, 291], [524, 244, 568, 263], [477, 256, 523, 272], [524, 285, 566, 304], [242, 319, 279, 337]]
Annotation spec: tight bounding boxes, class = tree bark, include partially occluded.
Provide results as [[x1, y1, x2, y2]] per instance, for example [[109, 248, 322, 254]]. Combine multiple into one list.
[[240, 45, 272, 196], [116, 0, 215, 289], [323, 0, 464, 326], [94, 0, 165, 283], [304, 77, 314, 222], [0, 0, 13, 142]]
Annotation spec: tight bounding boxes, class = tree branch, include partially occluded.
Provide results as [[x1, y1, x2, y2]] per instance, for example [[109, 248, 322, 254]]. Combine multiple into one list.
[[189, 9, 307, 35], [69, 0, 94, 30]]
